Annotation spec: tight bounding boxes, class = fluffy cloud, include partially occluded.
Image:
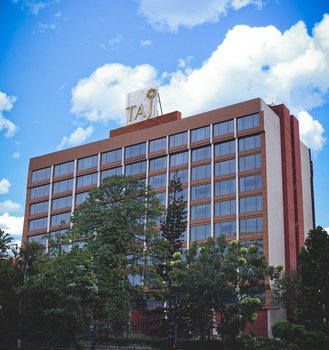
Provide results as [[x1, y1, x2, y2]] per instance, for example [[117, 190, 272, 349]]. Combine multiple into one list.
[[0, 91, 18, 138], [297, 111, 325, 152], [0, 200, 22, 213], [137, 0, 263, 32], [12, 0, 60, 16], [0, 178, 11, 195], [71, 63, 157, 123], [71, 15, 329, 151], [0, 212, 24, 243], [57, 126, 94, 149]]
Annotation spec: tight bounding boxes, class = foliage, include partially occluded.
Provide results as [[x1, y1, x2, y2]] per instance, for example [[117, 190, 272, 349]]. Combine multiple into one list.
[[271, 227, 329, 349], [151, 174, 187, 287], [173, 237, 268, 344], [19, 247, 97, 345], [69, 175, 163, 335]]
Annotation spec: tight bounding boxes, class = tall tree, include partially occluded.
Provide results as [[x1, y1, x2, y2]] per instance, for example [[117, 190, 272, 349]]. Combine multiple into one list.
[[69, 175, 163, 335], [173, 237, 267, 345]]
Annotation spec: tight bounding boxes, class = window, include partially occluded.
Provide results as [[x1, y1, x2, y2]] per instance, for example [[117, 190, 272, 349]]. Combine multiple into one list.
[[191, 183, 211, 200], [240, 195, 262, 213], [191, 126, 210, 142], [215, 199, 236, 216], [149, 173, 167, 188], [192, 146, 211, 162], [190, 224, 211, 241], [30, 184, 50, 200], [77, 173, 98, 188], [240, 217, 263, 235], [169, 132, 187, 148], [170, 169, 188, 183], [191, 204, 211, 220], [239, 154, 261, 172], [52, 195, 72, 211], [150, 156, 167, 171], [27, 233, 47, 244], [75, 191, 89, 205], [101, 167, 122, 180], [215, 159, 235, 176], [240, 239, 263, 255], [30, 201, 49, 215], [125, 143, 146, 159], [215, 140, 235, 157], [192, 164, 211, 181], [53, 179, 73, 194], [54, 161, 74, 177], [101, 149, 122, 165], [125, 161, 146, 175], [170, 151, 188, 167], [240, 174, 262, 192], [239, 135, 261, 152], [150, 137, 166, 153], [155, 192, 166, 206], [214, 120, 234, 136], [215, 179, 236, 196], [29, 217, 48, 232], [77, 155, 98, 171], [50, 229, 68, 240], [51, 212, 71, 227], [214, 220, 236, 238], [32, 167, 51, 183], [237, 113, 259, 131]]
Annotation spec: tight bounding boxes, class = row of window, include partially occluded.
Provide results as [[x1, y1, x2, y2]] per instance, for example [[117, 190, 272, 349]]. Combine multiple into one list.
[[30, 193, 262, 232], [30, 173, 262, 216], [28, 216, 263, 245], [31, 114, 260, 183], [191, 217, 263, 240], [30, 154, 261, 201], [190, 195, 262, 220]]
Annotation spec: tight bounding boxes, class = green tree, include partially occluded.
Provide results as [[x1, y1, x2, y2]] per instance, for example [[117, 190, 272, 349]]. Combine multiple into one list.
[[69, 175, 162, 335], [271, 227, 329, 350], [19, 246, 97, 347], [173, 237, 267, 345]]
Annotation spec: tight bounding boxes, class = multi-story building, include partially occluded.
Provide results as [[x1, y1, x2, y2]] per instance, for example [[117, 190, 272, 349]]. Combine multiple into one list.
[[22, 97, 315, 336]]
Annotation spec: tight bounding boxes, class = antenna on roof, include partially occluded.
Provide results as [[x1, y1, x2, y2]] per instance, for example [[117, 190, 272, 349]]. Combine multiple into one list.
[[270, 97, 275, 106], [158, 92, 164, 115]]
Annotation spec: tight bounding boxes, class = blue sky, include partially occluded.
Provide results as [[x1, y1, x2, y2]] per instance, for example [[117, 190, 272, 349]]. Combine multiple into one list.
[[0, 0, 329, 242]]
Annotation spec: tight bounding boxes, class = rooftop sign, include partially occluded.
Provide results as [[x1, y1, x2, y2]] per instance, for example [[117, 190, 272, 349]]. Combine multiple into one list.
[[126, 87, 158, 125]]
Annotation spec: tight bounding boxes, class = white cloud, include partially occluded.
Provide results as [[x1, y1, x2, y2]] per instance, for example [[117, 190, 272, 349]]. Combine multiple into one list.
[[57, 126, 94, 149], [70, 15, 329, 152], [0, 212, 23, 243], [12, 152, 21, 159], [0, 200, 22, 213], [13, 0, 61, 16], [0, 179, 11, 195], [0, 91, 18, 138], [71, 63, 157, 123], [297, 111, 325, 152], [140, 39, 152, 47], [137, 0, 264, 32]]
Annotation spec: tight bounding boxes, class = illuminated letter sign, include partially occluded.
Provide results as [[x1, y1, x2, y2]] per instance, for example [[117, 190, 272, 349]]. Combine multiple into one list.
[[126, 87, 158, 125]]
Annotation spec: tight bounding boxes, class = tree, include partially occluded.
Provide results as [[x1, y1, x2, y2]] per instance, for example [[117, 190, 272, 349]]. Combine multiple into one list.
[[69, 175, 163, 336], [270, 227, 329, 350], [298, 226, 329, 333], [173, 237, 268, 345], [18, 245, 97, 347]]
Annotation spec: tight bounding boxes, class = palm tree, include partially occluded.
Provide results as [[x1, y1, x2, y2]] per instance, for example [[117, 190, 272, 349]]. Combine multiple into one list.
[[0, 229, 14, 258]]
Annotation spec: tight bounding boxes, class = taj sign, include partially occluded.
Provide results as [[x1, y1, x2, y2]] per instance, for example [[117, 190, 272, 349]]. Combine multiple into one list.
[[126, 87, 159, 125]]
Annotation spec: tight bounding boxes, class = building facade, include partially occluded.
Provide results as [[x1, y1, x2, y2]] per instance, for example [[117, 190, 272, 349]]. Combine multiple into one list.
[[22, 97, 315, 336]]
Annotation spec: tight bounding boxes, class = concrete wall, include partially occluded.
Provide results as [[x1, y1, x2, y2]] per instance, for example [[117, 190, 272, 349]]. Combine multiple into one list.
[[300, 142, 314, 238]]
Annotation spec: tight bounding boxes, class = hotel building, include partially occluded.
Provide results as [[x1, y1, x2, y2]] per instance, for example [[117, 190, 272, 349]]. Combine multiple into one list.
[[22, 97, 315, 336]]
